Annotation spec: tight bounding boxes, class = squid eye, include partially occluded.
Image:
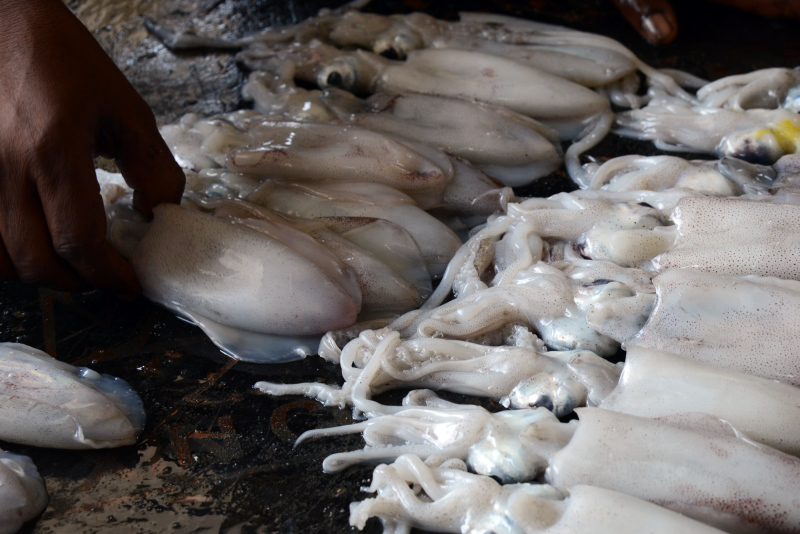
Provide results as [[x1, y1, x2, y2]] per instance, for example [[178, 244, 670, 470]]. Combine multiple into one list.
[[316, 61, 357, 91], [373, 29, 422, 61], [376, 45, 402, 60], [575, 242, 592, 260]]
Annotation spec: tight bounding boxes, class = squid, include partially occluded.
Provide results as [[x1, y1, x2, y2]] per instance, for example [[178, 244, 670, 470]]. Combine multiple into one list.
[[255, 328, 620, 416], [0, 343, 145, 449], [695, 68, 800, 111], [296, 391, 557, 478], [118, 203, 363, 362], [238, 39, 612, 185], [308, 10, 693, 102], [585, 154, 776, 196], [615, 100, 800, 165], [166, 108, 512, 218], [281, 345, 800, 487], [246, 180, 463, 277], [420, 193, 662, 309], [161, 114, 453, 201], [589, 269, 800, 387], [241, 69, 563, 187], [385, 196, 661, 354], [103, 161, 463, 361], [0, 449, 48, 534], [600, 346, 800, 457], [577, 196, 800, 279], [343, 407, 800, 533], [350, 455, 726, 534], [297, 89, 561, 187], [238, 40, 610, 137], [193, 193, 432, 313]]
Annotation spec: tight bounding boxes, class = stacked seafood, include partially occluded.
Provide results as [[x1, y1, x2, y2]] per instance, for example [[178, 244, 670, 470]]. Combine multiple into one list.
[[93, 5, 800, 534], [103, 2, 719, 364], [114, 5, 800, 534]]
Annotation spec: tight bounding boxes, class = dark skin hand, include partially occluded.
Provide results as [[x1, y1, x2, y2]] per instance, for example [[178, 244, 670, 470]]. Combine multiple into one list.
[[614, 0, 800, 44], [0, 0, 185, 295]]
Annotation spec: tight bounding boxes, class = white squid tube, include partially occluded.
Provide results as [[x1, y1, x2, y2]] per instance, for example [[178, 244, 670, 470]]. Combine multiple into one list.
[[599, 346, 800, 457], [545, 408, 800, 534]]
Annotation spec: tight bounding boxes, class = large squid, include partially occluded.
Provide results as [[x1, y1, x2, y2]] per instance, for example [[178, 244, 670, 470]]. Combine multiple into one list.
[[313, 407, 800, 533], [274, 345, 800, 479]]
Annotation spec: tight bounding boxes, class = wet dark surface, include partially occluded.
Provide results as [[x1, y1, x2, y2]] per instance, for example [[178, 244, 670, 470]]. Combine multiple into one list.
[[6, 0, 800, 532]]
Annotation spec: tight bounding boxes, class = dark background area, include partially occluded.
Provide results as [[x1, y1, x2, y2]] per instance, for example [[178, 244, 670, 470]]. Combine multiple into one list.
[[5, 0, 800, 532]]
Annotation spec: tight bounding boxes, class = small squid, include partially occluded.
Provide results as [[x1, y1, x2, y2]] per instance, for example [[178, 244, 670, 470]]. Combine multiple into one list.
[[0, 343, 145, 449], [238, 39, 612, 185], [255, 328, 620, 416], [0, 449, 48, 534], [615, 100, 800, 165], [350, 455, 726, 534]]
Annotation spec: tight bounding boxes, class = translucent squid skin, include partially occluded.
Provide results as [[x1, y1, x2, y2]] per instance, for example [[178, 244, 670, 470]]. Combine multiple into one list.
[[0, 450, 48, 534], [0, 343, 145, 449], [350, 455, 727, 534]]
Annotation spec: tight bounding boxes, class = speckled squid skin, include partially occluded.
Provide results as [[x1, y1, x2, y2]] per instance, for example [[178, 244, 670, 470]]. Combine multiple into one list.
[[652, 196, 800, 279], [547, 408, 800, 534], [625, 270, 800, 386]]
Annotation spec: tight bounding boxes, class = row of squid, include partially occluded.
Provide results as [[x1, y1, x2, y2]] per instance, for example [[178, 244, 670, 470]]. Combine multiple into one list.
[[6, 3, 800, 533], [258, 189, 800, 533], [132, 4, 800, 534], [106, 1, 800, 366]]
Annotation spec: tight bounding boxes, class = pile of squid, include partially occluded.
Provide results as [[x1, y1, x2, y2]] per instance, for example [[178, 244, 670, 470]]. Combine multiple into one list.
[[94, 4, 800, 534]]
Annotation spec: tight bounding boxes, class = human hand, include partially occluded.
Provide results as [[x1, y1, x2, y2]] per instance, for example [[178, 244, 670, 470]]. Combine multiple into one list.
[[613, 0, 800, 45], [0, 0, 185, 295]]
